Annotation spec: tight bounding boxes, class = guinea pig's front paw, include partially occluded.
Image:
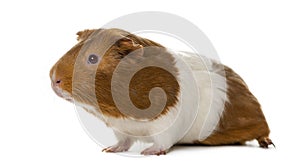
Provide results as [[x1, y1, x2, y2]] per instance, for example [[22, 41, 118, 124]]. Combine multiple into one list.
[[141, 145, 168, 156], [102, 140, 132, 153]]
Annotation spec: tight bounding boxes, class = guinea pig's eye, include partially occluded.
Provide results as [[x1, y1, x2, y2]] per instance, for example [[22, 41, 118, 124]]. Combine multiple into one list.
[[87, 54, 99, 64]]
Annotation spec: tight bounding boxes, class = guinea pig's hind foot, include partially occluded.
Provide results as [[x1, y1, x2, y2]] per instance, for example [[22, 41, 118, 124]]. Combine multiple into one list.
[[141, 145, 168, 156], [102, 140, 133, 153], [257, 137, 275, 148]]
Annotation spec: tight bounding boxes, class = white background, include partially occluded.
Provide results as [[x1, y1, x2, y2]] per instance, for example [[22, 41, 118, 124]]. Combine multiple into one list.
[[0, 0, 299, 164]]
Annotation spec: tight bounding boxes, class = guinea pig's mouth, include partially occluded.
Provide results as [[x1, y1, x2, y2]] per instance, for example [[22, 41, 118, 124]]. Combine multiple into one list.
[[58, 92, 74, 102], [52, 86, 73, 102], [65, 98, 73, 102]]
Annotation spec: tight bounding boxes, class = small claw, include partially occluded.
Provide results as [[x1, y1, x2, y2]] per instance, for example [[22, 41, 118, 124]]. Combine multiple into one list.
[[258, 137, 275, 148], [102, 147, 114, 152], [156, 150, 166, 156], [141, 150, 166, 156]]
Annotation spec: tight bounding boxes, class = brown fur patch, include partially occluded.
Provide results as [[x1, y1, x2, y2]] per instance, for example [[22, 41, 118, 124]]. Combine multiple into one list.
[[94, 32, 179, 119], [199, 65, 271, 146]]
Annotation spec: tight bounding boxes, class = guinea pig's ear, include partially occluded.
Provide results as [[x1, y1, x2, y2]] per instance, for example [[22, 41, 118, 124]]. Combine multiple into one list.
[[116, 37, 144, 58], [76, 29, 96, 42]]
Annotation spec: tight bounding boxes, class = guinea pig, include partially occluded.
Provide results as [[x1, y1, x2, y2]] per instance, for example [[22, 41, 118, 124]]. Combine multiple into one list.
[[50, 28, 274, 155]]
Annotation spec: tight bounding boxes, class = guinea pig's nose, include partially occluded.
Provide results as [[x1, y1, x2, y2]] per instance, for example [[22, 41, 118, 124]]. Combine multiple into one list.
[[52, 79, 62, 87], [55, 79, 61, 84]]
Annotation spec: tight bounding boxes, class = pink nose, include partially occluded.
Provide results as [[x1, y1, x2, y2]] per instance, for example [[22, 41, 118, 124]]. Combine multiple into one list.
[[55, 79, 61, 85], [52, 79, 63, 97], [52, 78, 62, 87]]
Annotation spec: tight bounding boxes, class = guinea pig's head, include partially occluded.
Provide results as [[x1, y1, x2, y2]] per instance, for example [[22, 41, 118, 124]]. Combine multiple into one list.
[[50, 28, 179, 120], [50, 29, 96, 102]]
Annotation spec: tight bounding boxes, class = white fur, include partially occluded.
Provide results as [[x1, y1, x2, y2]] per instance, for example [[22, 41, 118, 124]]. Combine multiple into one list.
[[51, 68, 56, 83], [75, 50, 228, 151], [175, 51, 227, 143]]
